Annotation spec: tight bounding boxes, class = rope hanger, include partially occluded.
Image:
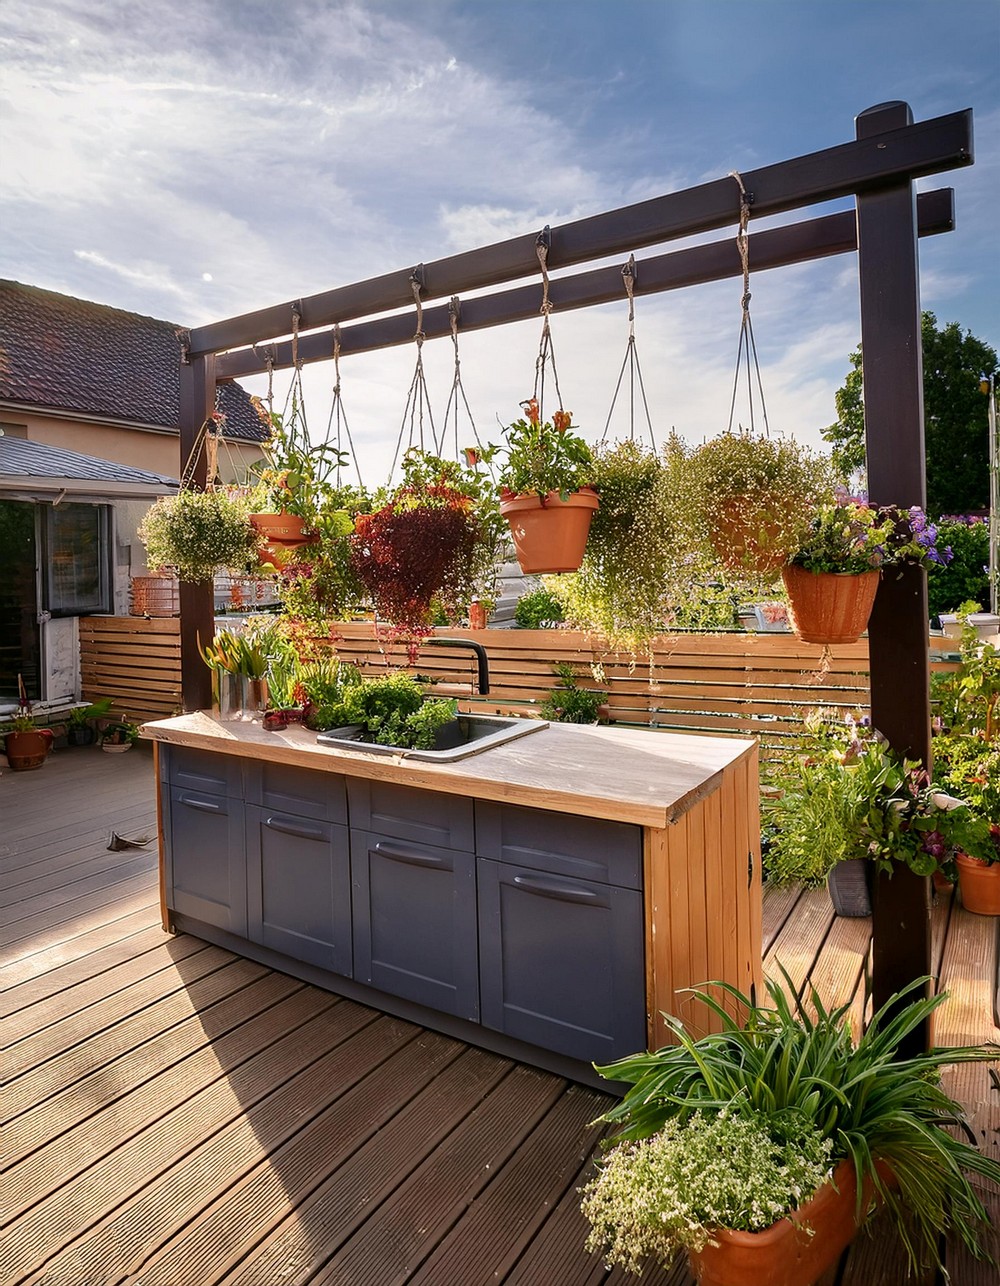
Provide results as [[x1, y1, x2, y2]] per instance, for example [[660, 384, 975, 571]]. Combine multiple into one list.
[[325, 324, 364, 487], [388, 267, 440, 481], [726, 171, 771, 438], [533, 228, 567, 421], [441, 296, 489, 465], [602, 254, 656, 448]]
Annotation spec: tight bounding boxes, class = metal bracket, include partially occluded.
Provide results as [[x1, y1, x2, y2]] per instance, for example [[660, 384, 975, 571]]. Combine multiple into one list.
[[409, 263, 426, 290], [535, 225, 551, 251]]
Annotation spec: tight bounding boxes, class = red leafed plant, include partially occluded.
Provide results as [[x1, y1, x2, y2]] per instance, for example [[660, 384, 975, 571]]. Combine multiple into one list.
[[349, 451, 490, 643]]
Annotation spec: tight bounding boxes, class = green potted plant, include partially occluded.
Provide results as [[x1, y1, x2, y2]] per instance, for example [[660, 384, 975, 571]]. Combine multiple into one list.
[[99, 720, 141, 753], [581, 972, 1000, 1284], [494, 398, 598, 575], [782, 498, 952, 644], [539, 662, 608, 724], [3, 711, 51, 771], [513, 587, 564, 629], [308, 671, 459, 751], [67, 698, 114, 747], [199, 627, 272, 720], [690, 430, 832, 579], [138, 488, 259, 584]]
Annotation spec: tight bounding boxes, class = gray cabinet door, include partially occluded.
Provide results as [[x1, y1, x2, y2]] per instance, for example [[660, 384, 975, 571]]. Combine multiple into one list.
[[477, 858, 645, 1064], [350, 830, 478, 1021], [165, 786, 247, 936], [246, 806, 352, 975]]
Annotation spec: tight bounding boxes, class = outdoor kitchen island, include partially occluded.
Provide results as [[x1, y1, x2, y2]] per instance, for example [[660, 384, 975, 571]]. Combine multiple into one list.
[[144, 713, 761, 1087]]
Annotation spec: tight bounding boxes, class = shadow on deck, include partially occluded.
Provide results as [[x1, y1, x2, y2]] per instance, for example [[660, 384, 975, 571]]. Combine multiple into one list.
[[2, 747, 997, 1285]]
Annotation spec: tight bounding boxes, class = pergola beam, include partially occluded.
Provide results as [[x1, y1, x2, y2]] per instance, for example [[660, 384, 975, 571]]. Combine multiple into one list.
[[216, 189, 955, 380], [190, 109, 971, 357]]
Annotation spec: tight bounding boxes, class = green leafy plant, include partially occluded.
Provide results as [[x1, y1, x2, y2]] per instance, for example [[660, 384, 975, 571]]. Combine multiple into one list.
[[100, 720, 140, 747], [198, 629, 270, 679], [513, 587, 564, 629], [68, 698, 114, 728], [589, 971, 1000, 1277], [311, 671, 458, 750], [249, 397, 350, 524], [539, 662, 607, 724], [138, 489, 258, 583], [582, 1109, 833, 1271], [495, 398, 595, 500]]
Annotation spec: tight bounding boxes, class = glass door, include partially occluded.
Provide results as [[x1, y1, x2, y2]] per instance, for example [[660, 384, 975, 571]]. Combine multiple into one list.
[[0, 500, 40, 703]]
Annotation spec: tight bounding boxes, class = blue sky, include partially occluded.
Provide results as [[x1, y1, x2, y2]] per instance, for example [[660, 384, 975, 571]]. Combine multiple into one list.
[[2, 0, 997, 483]]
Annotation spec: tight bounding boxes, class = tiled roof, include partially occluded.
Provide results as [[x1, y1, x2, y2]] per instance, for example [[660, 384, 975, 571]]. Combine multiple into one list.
[[0, 280, 266, 442], [0, 436, 178, 489]]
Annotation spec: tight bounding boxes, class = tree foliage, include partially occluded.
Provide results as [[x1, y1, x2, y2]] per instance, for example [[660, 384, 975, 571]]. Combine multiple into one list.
[[823, 312, 997, 516]]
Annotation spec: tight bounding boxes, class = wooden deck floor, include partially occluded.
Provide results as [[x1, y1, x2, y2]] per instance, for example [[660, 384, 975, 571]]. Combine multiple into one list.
[[2, 747, 997, 1286]]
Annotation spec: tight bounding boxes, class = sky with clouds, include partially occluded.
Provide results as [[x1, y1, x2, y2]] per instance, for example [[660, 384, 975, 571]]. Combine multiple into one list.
[[1, 0, 997, 484]]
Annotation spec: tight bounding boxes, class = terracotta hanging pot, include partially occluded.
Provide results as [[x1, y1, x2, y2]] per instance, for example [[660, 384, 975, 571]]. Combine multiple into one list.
[[688, 1159, 891, 1286], [781, 566, 880, 645], [711, 494, 789, 579], [249, 511, 316, 548], [500, 488, 599, 575], [956, 852, 1000, 915]]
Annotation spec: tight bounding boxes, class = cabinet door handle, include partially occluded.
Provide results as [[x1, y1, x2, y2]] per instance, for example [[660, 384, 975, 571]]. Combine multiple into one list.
[[179, 795, 222, 813], [373, 841, 448, 870], [512, 873, 602, 904], [265, 816, 326, 840]]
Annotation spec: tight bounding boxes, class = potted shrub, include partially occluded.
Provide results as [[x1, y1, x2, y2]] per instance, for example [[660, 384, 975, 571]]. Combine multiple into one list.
[[138, 488, 259, 583], [782, 498, 952, 645], [99, 720, 141, 753], [539, 662, 608, 724], [349, 450, 497, 645], [690, 430, 832, 579], [581, 972, 1000, 1284], [66, 698, 114, 747], [3, 711, 51, 771], [494, 399, 598, 575]]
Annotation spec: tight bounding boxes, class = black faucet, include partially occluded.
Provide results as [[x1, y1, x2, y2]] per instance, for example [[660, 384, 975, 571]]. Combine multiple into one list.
[[423, 638, 490, 695]]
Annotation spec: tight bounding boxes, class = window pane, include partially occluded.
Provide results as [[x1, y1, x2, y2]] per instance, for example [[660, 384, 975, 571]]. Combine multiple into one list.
[[44, 503, 111, 615]]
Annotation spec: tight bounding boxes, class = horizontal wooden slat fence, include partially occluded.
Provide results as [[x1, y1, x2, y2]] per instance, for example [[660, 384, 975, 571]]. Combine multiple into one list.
[[78, 616, 183, 724], [78, 617, 959, 762]]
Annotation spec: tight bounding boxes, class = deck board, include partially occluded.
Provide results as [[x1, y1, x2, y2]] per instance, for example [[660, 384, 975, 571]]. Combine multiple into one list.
[[2, 745, 997, 1285]]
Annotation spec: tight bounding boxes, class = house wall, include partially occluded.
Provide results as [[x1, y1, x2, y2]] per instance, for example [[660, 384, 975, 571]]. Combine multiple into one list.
[[0, 410, 263, 483]]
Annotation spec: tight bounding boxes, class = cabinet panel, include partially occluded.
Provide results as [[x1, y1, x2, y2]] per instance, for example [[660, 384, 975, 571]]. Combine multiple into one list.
[[244, 761, 348, 824], [246, 806, 352, 974], [165, 786, 247, 935], [347, 779, 474, 852], [477, 859, 644, 1064], [163, 745, 242, 796], [351, 830, 478, 1020], [476, 801, 641, 890]]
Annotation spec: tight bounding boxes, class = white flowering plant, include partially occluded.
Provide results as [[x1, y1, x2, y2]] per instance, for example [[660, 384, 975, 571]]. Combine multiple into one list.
[[581, 1110, 833, 1273]]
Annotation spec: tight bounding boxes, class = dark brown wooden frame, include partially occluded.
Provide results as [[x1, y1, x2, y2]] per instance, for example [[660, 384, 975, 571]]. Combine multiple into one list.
[[176, 101, 976, 1049]]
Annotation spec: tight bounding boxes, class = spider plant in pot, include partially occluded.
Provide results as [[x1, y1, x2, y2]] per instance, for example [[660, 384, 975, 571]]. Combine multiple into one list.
[[582, 971, 1000, 1285], [782, 498, 952, 645], [99, 720, 141, 753], [348, 450, 492, 650], [689, 429, 833, 580], [494, 399, 598, 575], [138, 488, 259, 584]]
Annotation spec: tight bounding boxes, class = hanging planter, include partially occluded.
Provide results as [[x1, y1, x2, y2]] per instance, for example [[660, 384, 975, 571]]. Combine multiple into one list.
[[500, 487, 599, 574], [248, 511, 316, 547], [956, 851, 1000, 915], [781, 565, 880, 645]]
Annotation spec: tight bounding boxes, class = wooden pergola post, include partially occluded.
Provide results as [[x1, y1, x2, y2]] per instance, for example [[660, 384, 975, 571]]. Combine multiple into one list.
[[856, 102, 934, 1052]]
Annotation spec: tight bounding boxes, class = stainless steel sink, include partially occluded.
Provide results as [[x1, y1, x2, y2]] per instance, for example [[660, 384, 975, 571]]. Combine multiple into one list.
[[316, 714, 548, 762]]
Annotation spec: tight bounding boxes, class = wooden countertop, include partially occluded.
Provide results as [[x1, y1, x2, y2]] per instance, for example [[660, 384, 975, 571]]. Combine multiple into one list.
[[142, 712, 756, 829]]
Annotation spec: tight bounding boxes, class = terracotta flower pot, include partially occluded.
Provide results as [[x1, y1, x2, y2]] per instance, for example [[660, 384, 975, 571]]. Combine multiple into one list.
[[249, 512, 316, 548], [3, 729, 50, 771], [500, 488, 599, 575], [956, 852, 1000, 915], [781, 566, 880, 645], [711, 494, 789, 579], [688, 1159, 890, 1286], [468, 601, 488, 630]]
